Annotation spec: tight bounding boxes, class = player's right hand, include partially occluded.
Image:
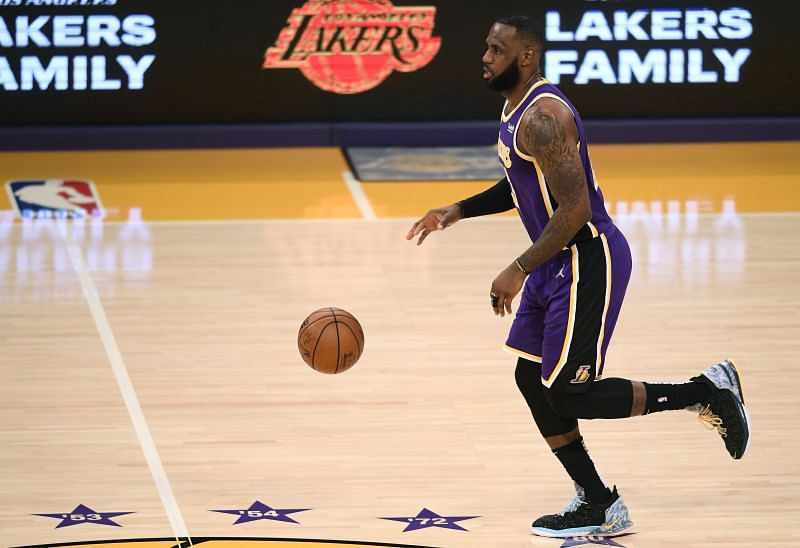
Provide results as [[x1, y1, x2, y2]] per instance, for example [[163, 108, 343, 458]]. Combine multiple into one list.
[[405, 204, 463, 246]]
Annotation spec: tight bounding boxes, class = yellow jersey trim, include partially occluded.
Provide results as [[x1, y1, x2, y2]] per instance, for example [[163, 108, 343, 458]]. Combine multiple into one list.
[[503, 344, 542, 363], [510, 92, 580, 219], [501, 79, 549, 123], [594, 233, 612, 375], [509, 92, 598, 239], [511, 93, 573, 162]]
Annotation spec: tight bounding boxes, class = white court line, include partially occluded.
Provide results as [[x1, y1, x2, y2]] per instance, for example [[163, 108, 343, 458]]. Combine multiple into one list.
[[59, 220, 192, 547], [342, 170, 377, 220], [92, 210, 800, 226], [3, 210, 796, 228]]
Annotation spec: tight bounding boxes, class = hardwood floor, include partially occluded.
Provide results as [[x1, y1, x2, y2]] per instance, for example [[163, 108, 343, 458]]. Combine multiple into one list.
[[2, 210, 798, 547]]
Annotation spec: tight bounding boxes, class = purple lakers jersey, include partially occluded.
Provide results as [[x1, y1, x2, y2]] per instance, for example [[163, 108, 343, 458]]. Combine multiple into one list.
[[498, 79, 613, 245]]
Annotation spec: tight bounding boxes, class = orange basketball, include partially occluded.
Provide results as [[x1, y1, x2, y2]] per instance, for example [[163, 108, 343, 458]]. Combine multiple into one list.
[[297, 307, 364, 374]]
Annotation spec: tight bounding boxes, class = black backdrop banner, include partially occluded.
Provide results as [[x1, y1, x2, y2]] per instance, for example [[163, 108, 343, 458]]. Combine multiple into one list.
[[1, 0, 798, 126]]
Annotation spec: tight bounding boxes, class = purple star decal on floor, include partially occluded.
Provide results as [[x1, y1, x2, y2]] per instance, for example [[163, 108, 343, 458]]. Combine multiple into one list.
[[210, 500, 310, 525], [381, 507, 479, 532], [33, 504, 134, 528]]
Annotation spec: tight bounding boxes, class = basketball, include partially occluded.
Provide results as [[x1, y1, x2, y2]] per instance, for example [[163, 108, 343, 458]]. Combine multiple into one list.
[[297, 307, 364, 374]]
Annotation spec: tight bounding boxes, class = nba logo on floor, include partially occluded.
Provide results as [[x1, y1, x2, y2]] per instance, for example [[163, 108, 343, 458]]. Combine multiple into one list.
[[6, 179, 103, 219]]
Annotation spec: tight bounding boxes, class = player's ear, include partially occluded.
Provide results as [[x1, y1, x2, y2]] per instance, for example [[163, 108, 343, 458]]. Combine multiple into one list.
[[521, 45, 535, 66]]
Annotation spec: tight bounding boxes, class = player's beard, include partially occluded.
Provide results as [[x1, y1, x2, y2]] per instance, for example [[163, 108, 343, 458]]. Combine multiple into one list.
[[485, 58, 520, 92]]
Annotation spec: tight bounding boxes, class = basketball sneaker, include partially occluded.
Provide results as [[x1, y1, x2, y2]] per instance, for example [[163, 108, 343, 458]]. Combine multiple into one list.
[[557, 483, 585, 516], [531, 486, 632, 538], [690, 359, 751, 459]]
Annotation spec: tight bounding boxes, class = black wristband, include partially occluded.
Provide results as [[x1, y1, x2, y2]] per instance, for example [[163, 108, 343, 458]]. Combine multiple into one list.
[[458, 177, 515, 218]]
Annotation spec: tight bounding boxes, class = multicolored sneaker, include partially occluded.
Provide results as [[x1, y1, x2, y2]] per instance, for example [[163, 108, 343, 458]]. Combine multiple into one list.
[[531, 486, 633, 538], [691, 359, 751, 459], [557, 483, 586, 515]]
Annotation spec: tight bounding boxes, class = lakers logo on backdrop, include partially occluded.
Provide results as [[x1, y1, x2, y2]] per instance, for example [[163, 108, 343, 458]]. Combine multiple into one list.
[[263, 0, 441, 94]]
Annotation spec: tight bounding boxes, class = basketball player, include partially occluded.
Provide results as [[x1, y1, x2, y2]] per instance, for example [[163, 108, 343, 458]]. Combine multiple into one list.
[[406, 16, 750, 538]]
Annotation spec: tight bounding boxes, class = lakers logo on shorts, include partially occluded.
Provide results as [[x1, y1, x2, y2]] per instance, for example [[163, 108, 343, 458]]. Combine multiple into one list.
[[570, 365, 592, 384]]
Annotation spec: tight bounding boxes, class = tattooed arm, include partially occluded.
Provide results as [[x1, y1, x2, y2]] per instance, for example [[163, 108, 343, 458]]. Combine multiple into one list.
[[515, 98, 591, 273], [489, 98, 591, 316]]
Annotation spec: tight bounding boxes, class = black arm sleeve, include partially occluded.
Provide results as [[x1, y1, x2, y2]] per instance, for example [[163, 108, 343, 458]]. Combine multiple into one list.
[[457, 177, 515, 218]]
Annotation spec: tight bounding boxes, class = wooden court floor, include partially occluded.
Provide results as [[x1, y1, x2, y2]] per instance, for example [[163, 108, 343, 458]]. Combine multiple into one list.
[[1, 144, 800, 548]]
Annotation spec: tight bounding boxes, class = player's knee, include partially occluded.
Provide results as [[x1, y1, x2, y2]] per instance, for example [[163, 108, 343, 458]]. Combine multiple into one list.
[[544, 382, 585, 418], [513, 360, 526, 392], [544, 363, 596, 416], [544, 386, 573, 416], [514, 358, 541, 394]]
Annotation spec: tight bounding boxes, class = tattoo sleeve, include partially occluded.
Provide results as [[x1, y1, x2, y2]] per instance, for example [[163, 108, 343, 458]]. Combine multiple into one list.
[[515, 103, 591, 273]]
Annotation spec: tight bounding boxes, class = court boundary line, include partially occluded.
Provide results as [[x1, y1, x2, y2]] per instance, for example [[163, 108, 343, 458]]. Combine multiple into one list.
[[70, 210, 800, 225], [342, 170, 377, 220], [59, 220, 192, 547]]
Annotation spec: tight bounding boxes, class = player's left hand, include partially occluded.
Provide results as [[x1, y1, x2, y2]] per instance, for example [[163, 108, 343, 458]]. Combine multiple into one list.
[[490, 263, 526, 317]]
